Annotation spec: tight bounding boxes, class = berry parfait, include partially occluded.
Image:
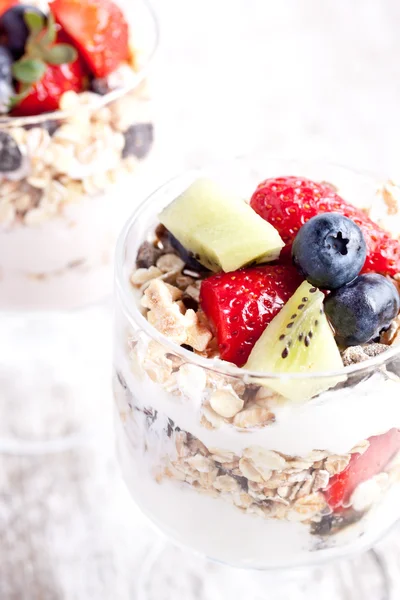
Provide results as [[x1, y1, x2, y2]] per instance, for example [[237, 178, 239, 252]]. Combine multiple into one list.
[[0, 0, 157, 447], [0, 0, 158, 310], [114, 158, 400, 569]]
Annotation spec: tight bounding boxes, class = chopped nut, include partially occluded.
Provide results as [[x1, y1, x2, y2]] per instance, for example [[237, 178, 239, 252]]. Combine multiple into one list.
[[209, 388, 244, 419], [184, 309, 213, 352], [381, 315, 400, 346], [342, 344, 389, 365], [185, 284, 200, 302], [156, 253, 185, 274], [130, 266, 162, 286], [142, 280, 190, 345]]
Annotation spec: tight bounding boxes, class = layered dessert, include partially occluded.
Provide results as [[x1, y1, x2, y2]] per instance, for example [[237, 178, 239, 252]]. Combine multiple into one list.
[[0, 0, 155, 309], [114, 168, 400, 568]]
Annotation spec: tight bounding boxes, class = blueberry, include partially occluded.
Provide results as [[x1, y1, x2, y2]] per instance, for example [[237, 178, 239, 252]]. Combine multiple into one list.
[[0, 46, 12, 83], [0, 5, 46, 59], [324, 274, 400, 347], [292, 213, 367, 290], [167, 232, 208, 272], [122, 123, 154, 159], [0, 130, 22, 172]]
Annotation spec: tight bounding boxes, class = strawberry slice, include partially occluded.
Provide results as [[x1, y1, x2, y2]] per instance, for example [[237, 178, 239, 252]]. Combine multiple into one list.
[[51, 0, 129, 77], [0, 0, 17, 17], [200, 265, 303, 367], [250, 176, 400, 277], [324, 429, 400, 511]]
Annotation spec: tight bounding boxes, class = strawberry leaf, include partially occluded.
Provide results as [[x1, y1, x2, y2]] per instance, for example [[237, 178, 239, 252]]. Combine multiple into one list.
[[40, 12, 57, 46], [23, 10, 45, 34], [8, 83, 33, 109], [12, 58, 46, 84], [43, 44, 78, 65]]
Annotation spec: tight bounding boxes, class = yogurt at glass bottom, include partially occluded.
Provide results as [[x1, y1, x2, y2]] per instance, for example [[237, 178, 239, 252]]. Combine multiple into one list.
[[116, 405, 400, 569], [112, 323, 400, 569], [0, 187, 134, 310]]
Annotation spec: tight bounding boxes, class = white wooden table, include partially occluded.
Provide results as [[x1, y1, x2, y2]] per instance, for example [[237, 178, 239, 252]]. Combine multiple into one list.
[[2, 1, 400, 597]]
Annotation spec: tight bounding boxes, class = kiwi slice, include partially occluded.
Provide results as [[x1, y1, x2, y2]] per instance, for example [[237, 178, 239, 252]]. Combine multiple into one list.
[[245, 281, 344, 401], [158, 178, 284, 272]]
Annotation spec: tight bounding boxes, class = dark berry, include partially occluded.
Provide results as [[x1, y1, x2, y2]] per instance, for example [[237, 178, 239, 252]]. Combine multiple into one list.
[[0, 46, 12, 83], [0, 131, 23, 172], [136, 240, 162, 269], [324, 274, 400, 347], [292, 213, 367, 290], [0, 5, 46, 59], [90, 77, 110, 96], [25, 120, 61, 136], [122, 122, 154, 159], [167, 232, 208, 271]]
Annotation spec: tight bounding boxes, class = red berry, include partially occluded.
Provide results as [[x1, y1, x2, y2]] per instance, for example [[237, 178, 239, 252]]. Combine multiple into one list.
[[250, 176, 400, 277], [324, 429, 400, 511], [51, 0, 130, 78], [0, 0, 17, 17], [200, 265, 303, 367], [11, 32, 86, 116]]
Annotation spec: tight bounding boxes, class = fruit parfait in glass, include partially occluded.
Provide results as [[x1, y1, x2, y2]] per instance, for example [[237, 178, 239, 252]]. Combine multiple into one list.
[[0, 0, 157, 309], [114, 158, 400, 569]]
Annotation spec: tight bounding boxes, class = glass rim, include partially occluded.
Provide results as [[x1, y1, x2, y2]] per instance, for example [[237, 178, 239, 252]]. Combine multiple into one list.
[[115, 156, 400, 382], [0, 0, 159, 128]]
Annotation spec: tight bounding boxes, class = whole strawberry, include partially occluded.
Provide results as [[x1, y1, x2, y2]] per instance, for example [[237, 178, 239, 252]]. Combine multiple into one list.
[[250, 176, 400, 277], [51, 0, 129, 78], [200, 265, 303, 367]]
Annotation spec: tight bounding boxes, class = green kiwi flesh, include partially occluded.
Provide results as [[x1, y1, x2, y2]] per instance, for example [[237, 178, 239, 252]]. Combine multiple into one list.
[[245, 281, 344, 401], [158, 178, 284, 272]]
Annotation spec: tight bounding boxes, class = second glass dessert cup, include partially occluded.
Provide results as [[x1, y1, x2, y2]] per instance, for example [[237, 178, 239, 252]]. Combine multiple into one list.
[[0, 0, 159, 449], [0, 0, 158, 311], [113, 158, 400, 570]]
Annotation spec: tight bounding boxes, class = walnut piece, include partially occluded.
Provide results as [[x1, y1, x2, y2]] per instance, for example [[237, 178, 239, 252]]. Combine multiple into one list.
[[142, 279, 212, 351]]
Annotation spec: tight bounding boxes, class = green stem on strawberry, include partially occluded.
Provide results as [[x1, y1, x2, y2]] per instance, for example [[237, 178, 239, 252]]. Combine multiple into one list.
[[9, 10, 77, 110]]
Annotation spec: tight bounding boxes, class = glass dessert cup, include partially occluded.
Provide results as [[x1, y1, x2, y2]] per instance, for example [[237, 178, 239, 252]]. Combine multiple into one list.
[[0, 0, 158, 448], [113, 158, 400, 570], [0, 0, 158, 311]]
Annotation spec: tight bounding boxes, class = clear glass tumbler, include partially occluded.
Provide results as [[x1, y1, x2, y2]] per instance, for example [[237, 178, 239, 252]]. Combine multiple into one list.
[[0, 0, 158, 448], [0, 0, 158, 311], [113, 158, 400, 569]]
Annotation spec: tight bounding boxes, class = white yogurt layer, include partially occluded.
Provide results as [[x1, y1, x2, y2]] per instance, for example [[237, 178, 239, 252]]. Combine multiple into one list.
[[116, 413, 400, 568], [0, 188, 134, 310], [118, 347, 400, 457]]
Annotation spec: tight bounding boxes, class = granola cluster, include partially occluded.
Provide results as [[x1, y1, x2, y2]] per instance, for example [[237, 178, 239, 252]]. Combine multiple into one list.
[[0, 82, 153, 228]]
